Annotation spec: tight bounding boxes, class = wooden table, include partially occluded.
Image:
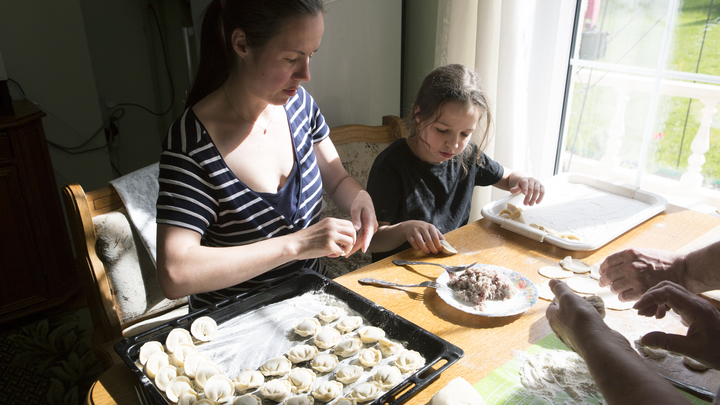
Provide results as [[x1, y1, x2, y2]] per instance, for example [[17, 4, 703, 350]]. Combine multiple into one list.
[[88, 205, 720, 404]]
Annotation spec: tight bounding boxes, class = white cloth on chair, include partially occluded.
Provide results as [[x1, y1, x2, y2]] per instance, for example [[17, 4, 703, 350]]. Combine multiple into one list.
[[109, 162, 160, 266]]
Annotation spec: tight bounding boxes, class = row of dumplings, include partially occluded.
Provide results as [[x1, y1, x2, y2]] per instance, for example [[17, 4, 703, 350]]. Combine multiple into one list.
[[232, 306, 426, 403]]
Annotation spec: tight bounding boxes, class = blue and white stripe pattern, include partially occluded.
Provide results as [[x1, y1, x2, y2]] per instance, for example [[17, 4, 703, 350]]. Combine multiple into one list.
[[157, 87, 329, 307]]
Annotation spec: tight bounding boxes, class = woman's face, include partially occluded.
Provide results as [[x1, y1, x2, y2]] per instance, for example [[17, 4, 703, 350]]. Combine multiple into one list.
[[414, 101, 481, 164], [243, 13, 324, 106]]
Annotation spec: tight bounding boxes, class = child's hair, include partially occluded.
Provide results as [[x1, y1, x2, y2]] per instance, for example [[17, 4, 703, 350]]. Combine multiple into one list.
[[407, 64, 493, 170], [185, 0, 325, 108]]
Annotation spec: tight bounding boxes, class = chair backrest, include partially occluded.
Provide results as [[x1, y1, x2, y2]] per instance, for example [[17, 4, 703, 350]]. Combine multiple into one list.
[[63, 184, 188, 347]]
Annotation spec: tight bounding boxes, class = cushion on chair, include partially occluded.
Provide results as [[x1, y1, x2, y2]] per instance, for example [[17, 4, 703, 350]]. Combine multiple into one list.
[[93, 208, 187, 325], [320, 141, 391, 277]]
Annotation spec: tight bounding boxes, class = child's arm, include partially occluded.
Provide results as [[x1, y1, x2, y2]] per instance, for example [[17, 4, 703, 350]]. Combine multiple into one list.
[[368, 221, 444, 255], [494, 169, 545, 206]]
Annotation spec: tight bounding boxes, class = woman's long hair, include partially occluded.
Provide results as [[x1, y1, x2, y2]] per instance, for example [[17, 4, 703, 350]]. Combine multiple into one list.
[[185, 0, 324, 108]]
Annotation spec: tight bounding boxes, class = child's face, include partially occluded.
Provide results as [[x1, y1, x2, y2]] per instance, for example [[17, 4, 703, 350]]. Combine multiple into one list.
[[414, 101, 481, 164]]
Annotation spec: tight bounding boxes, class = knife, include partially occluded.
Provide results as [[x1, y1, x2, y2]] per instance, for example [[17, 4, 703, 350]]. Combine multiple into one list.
[[659, 373, 716, 402]]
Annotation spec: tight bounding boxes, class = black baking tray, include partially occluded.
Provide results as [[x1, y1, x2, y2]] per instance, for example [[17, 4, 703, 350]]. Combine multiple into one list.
[[115, 269, 464, 404]]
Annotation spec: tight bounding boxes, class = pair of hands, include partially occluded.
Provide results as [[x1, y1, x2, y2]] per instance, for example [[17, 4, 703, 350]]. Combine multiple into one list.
[[295, 191, 378, 259], [598, 248, 685, 301], [400, 176, 546, 254], [547, 279, 720, 370]]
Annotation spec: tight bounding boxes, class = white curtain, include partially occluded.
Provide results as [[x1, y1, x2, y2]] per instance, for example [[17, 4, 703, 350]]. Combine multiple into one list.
[[433, 0, 576, 221]]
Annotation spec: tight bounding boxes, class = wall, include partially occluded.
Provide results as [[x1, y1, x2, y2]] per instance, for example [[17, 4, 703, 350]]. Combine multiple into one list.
[[401, 0, 439, 116], [0, 0, 112, 191]]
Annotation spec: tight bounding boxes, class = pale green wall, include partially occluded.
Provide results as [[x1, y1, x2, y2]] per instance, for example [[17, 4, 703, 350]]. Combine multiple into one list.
[[402, 0, 439, 117]]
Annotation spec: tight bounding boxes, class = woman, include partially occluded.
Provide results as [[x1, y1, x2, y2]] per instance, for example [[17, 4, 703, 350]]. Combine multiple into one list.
[[156, 0, 377, 309]]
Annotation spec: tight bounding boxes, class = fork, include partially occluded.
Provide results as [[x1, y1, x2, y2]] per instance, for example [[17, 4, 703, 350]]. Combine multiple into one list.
[[392, 259, 477, 273], [135, 385, 151, 405], [359, 277, 454, 294]]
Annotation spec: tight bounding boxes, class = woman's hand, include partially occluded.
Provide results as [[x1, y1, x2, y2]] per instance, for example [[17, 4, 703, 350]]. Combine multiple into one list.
[[509, 176, 545, 206], [402, 220, 444, 254], [291, 217, 359, 259], [348, 190, 378, 255], [635, 281, 720, 370], [598, 248, 684, 301]]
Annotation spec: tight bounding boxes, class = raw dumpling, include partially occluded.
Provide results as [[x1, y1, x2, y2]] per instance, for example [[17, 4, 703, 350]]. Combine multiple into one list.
[[144, 351, 170, 379], [233, 394, 262, 405], [317, 306, 345, 323], [287, 367, 316, 393], [295, 318, 322, 337], [394, 350, 425, 373], [261, 379, 293, 402], [347, 382, 382, 402], [373, 365, 402, 390], [288, 344, 318, 363], [684, 356, 711, 371], [165, 328, 193, 353], [378, 338, 403, 357], [312, 380, 344, 402], [190, 316, 218, 342], [260, 356, 293, 376], [335, 364, 364, 385], [634, 340, 666, 360], [336, 316, 363, 333], [154, 365, 178, 392], [334, 338, 363, 358], [357, 348, 382, 367], [139, 340, 164, 365], [559, 256, 592, 274], [165, 376, 194, 403], [234, 394, 263, 405], [283, 396, 314, 405], [313, 327, 341, 349], [204, 375, 235, 403], [357, 326, 386, 343], [335, 399, 357, 405], [310, 353, 339, 373], [234, 369, 265, 392], [171, 342, 198, 367], [177, 390, 200, 405], [194, 363, 223, 390], [183, 352, 211, 378]]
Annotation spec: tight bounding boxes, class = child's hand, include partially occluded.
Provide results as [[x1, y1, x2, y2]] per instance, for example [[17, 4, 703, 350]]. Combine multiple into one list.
[[403, 221, 444, 254], [510, 177, 545, 206]]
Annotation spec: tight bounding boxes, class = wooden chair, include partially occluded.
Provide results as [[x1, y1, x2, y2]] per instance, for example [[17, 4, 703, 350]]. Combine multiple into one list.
[[63, 182, 188, 369], [62, 115, 405, 369]]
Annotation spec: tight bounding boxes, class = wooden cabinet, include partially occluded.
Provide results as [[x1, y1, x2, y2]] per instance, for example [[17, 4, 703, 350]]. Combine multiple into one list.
[[0, 100, 77, 323]]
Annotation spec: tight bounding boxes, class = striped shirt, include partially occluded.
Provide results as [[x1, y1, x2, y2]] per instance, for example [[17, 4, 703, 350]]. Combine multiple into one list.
[[157, 87, 329, 308]]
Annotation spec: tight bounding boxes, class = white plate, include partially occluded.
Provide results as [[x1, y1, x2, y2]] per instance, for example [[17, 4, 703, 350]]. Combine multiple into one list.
[[436, 265, 538, 317]]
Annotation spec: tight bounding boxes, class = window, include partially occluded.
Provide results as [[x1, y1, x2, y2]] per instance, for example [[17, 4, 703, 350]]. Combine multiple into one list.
[[557, 0, 720, 210]]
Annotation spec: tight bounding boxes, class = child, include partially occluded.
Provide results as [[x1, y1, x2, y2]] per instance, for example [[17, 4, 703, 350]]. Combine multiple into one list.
[[366, 64, 544, 262]]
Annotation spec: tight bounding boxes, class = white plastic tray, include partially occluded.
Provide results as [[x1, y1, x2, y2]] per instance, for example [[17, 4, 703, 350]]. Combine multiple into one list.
[[480, 173, 668, 251]]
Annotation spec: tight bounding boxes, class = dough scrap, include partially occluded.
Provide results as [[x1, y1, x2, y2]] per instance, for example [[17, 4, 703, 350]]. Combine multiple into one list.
[[634, 340, 667, 360], [559, 256, 592, 273], [538, 265, 574, 279], [684, 356, 711, 371]]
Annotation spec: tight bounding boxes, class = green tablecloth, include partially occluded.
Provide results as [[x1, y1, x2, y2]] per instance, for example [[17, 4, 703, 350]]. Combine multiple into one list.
[[473, 333, 709, 404]]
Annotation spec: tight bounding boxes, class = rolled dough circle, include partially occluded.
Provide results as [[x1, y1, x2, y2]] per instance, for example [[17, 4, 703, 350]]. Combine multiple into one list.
[[538, 266, 574, 279]]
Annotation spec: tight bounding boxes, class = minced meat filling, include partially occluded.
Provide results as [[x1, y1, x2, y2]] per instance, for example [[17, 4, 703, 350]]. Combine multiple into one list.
[[448, 266, 515, 308]]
